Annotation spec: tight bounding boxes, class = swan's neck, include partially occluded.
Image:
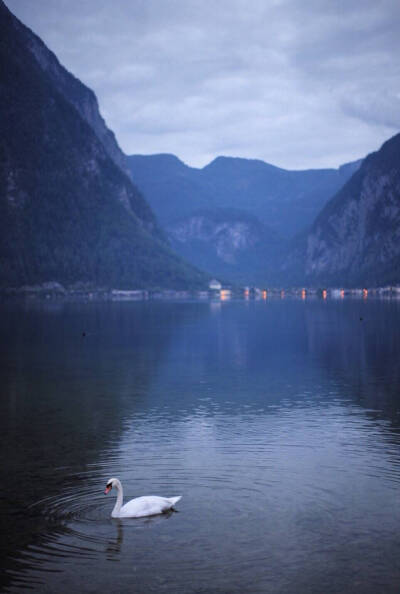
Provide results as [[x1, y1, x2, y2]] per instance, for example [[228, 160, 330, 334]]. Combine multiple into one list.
[[111, 480, 124, 518]]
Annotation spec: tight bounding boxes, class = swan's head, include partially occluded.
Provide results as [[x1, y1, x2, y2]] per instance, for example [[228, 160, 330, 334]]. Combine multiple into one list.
[[104, 477, 118, 494]]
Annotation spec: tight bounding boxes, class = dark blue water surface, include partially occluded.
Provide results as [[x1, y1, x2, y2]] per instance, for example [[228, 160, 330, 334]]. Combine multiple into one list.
[[1, 298, 400, 593]]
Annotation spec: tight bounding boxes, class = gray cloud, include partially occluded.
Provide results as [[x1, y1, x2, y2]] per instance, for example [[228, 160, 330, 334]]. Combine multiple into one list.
[[341, 92, 400, 130], [7, 0, 400, 169]]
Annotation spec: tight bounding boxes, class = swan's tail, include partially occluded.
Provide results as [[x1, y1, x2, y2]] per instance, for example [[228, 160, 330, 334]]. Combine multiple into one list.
[[168, 496, 182, 506]]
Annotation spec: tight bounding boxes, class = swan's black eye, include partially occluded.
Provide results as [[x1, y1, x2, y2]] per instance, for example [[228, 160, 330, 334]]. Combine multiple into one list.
[[106, 483, 112, 488]]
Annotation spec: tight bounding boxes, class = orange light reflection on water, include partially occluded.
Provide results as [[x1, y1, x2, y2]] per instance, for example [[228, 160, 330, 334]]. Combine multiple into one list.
[[220, 290, 231, 301]]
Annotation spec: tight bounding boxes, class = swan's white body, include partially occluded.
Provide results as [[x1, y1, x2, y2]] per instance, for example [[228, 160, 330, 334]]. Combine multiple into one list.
[[105, 478, 181, 518]]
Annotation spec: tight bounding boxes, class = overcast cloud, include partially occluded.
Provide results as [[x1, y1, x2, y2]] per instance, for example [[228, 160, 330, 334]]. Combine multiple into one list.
[[7, 0, 400, 169]]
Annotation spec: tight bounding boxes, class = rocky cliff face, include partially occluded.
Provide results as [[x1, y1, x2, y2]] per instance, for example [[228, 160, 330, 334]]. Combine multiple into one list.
[[168, 209, 283, 284], [302, 133, 400, 286], [0, 0, 206, 289], [9, 2, 130, 178], [170, 215, 259, 264]]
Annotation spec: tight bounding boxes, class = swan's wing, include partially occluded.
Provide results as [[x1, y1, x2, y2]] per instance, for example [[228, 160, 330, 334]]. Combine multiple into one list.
[[120, 496, 178, 518]]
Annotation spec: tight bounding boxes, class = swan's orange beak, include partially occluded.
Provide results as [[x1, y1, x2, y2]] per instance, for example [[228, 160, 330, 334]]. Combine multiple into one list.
[[104, 485, 112, 494]]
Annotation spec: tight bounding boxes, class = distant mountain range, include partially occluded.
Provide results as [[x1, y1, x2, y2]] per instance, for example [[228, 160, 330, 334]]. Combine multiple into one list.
[[127, 154, 361, 238], [0, 0, 206, 290], [285, 132, 400, 287], [127, 154, 361, 284], [129, 140, 400, 288]]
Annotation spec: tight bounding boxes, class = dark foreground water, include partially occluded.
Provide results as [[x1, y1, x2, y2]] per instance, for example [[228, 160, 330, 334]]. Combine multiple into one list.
[[1, 298, 400, 593]]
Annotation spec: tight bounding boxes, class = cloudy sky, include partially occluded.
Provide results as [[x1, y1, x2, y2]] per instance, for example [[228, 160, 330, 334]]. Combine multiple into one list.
[[7, 0, 400, 169]]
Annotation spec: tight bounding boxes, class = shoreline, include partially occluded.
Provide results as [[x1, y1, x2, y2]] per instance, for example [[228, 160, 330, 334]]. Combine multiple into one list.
[[1, 283, 400, 302]]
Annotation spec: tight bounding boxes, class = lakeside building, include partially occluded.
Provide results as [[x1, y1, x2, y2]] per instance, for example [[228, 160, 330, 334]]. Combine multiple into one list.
[[209, 279, 222, 291]]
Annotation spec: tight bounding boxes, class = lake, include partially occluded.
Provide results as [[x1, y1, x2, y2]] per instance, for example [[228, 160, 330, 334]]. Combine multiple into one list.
[[1, 298, 400, 593]]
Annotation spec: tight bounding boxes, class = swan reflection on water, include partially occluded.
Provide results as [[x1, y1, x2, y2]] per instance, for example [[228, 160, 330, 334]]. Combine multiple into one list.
[[106, 520, 123, 560], [106, 512, 175, 560]]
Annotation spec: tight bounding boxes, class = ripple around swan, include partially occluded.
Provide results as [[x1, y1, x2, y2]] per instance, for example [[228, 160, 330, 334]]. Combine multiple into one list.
[[28, 476, 173, 531], [8, 470, 179, 591], [31, 488, 109, 524]]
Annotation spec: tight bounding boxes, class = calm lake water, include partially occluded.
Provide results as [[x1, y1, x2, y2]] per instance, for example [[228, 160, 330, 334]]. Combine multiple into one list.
[[2, 298, 400, 593]]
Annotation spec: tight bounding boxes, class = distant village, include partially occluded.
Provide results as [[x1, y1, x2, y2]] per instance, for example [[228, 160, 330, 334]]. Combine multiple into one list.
[[5, 279, 400, 301], [114, 280, 400, 301]]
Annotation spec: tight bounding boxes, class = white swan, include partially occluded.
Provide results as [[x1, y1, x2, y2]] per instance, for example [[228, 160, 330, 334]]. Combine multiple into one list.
[[104, 477, 182, 518]]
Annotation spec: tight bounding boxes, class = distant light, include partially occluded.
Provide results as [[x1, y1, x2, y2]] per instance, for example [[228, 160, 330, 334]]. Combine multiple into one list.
[[322, 289, 327, 299], [280, 290, 285, 298], [220, 289, 231, 301], [301, 289, 306, 299], [262, 290, 267, 300], [363, 288, 368, 298]]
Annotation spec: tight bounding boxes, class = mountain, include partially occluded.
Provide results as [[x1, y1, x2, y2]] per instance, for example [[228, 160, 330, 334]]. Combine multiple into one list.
[[288, 132, 400, 287], [9, 4, 130, 178], [127, 153, 362, 238], [168, 208, 283, 285], [0, 1, 206, 290]]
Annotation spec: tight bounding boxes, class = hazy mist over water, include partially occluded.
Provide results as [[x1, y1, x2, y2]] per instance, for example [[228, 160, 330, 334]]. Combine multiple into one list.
[[2, 299, 400, 593]]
